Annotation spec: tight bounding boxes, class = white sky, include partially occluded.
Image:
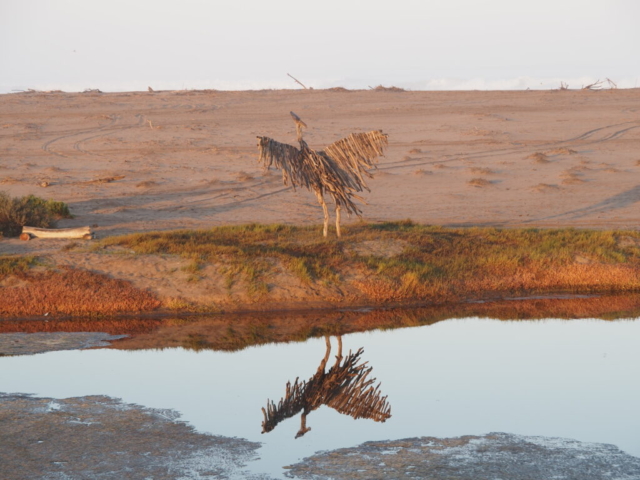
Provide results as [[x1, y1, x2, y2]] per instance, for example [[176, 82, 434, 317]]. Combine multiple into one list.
[[1, 0, 639, 92]]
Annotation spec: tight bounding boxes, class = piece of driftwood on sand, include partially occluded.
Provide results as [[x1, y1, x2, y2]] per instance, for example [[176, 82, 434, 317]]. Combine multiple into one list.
[[257, 112, 388, 237], [20, 226, 93, 241]]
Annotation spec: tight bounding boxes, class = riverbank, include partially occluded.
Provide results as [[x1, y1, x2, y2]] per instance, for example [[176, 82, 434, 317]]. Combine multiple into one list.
[[3, 223, 640, 319]]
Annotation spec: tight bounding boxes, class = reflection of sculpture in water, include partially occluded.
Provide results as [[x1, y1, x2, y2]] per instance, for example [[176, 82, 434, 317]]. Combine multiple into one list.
[[261, 335, 391, 438]]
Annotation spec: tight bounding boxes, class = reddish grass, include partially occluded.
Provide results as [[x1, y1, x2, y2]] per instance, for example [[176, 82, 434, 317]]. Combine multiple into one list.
[[353, 258, 640, 305], [0, 267, 161, 317]]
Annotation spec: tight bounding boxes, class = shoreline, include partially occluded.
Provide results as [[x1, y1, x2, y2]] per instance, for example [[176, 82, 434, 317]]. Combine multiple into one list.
[[3, 292, 640, 356], [0, 292, 610, 323]]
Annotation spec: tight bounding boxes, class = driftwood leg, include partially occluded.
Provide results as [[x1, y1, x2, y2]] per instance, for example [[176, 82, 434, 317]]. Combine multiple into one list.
[[335, 205, 342, 237], [316, 192, 329, 237], [320, 335, 332, 371], [296, 412, 311, 438], [332, 335, 344, 367]]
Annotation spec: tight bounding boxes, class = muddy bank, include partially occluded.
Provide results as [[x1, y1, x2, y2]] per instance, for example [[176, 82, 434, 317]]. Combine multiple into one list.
[[2, 393, 638, 480], [0, 393, 270, 480], [0, 332, 126, 356], [286, 433, 640, 479]]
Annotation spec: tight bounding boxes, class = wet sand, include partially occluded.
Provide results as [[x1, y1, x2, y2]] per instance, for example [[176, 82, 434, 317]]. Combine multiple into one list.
[[2, 394, 639, 479], [0, 393, 266, 480], [0, 332, 126, 356]]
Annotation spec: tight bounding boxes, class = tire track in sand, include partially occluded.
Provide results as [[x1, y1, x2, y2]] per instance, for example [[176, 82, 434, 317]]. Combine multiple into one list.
[[73, 114, 146, 156], [42, 114, 146, 158], [41, 115, 119, 158], [379, 121, 640, 172]]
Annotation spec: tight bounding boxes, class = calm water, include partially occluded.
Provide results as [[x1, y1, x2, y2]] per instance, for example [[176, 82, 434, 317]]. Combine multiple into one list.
[[1, 317, 639, 478]]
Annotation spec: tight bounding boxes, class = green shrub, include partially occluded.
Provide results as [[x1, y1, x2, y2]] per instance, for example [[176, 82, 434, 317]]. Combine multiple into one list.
[[0, 192, 73, 237]]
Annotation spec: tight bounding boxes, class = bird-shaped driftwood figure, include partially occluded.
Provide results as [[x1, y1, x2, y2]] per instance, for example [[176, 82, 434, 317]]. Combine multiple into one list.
[[261, 335, 391, 439], [257, 112, 388, 237]]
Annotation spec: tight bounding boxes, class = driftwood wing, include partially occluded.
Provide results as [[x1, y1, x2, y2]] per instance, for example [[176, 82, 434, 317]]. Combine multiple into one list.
[[325, 377, 391, 422], [323, 348, 391, 423], [257, 136, 307, 190], [323, 131, 388, 190], [261, 378, 306, 433]]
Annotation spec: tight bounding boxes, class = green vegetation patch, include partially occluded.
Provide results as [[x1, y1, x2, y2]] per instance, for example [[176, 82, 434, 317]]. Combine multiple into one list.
[[0, 191, 73, 237], [97, 224, 343, 295], [94, 222, 640, 302], [0, 255, 40, 279]]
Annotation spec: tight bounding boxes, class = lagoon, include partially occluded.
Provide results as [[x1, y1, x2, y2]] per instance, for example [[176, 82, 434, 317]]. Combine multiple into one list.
[[2, 316, 639, 478]]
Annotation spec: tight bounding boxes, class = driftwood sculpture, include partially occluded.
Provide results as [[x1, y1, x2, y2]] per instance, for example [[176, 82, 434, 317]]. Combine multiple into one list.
[[257, 112, 388, 237], [261, 335, 391, 438]]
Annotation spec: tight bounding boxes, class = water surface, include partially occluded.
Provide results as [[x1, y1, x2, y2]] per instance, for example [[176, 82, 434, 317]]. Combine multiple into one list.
[[1, 317, 639, 478]]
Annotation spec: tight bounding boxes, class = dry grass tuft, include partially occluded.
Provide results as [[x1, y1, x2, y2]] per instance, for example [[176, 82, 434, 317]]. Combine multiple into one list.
[[236, 171, 254, 182], [527, 152, 550, 163], [468, 167, 495, 175], [371, 85, 405, 92], [61, 241, 79, 252], [84, 175, 125, 184], [560, 171, 586, 185], [546, 148, 578, 156], [532, 183, 561, 193], [467, 178, 492, 187], [136, 180, 158, 188], [201, 177, 220, 185], [0, 255, 40, 277], [0, 177, 22, 184]]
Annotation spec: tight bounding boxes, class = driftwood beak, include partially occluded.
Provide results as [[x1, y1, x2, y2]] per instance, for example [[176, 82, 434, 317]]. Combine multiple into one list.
[[290, 111, 307, 129]]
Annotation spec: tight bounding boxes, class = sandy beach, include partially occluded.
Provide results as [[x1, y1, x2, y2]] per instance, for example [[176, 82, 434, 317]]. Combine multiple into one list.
[[1, 88, 640, 311], [1, 88, 639, 239]]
